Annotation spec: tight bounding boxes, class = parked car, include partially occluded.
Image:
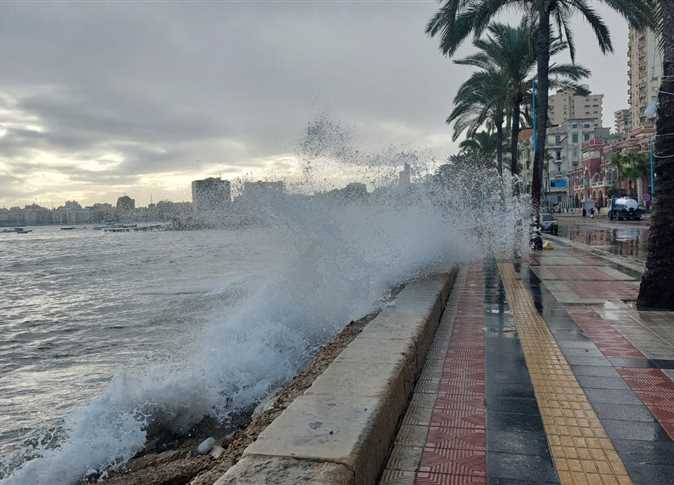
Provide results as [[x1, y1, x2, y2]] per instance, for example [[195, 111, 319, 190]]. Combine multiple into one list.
[[608, 197, 643, 221], [540, 214, 559, 235]]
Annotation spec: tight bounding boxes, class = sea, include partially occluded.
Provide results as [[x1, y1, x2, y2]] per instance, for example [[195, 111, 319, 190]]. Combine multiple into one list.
[[0, 188, 513, 485], [0, 226, 284, 479]]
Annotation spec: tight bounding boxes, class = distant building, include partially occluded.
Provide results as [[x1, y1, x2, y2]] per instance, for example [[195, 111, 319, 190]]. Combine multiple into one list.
[[398, 163, 412, 191], [240, 181, 285, 204], [191, 177, 231, 212], [116, 195, 136, 211], [22, 204, 52, 225], [53, 201, 94, 225], [91, 203, 115, 222], [614, 109, 633, 137], [520, 117, 609, 209], [548, 86, 604, 126], [628, 27, 663, 129], [64, 200, 82, 210], [319, 182, 368, 202]]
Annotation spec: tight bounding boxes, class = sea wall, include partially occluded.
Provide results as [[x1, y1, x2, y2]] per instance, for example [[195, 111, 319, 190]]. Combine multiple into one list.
[[214, 268, 457, 485]]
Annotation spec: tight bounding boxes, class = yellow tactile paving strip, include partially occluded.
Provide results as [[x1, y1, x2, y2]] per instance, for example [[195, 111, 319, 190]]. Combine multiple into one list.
[[498, 262, 633, 485]]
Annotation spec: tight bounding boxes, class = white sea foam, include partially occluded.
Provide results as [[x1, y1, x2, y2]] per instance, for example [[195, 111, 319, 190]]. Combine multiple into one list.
[[2, 121, 526, 485]]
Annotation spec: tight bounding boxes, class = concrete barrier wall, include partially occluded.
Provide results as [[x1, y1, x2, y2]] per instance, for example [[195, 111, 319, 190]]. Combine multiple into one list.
[[215, 268, 457, 485]]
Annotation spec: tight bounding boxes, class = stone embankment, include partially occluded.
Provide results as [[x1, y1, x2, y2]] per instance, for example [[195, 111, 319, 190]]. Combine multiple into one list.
[[215, 269, 457, 485]]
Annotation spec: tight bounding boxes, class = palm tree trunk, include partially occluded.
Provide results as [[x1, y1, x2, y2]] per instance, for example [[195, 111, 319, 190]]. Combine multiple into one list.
[[510, 91, 523, 188], [532, 6, 552, 223], [637, 0, 674, 310], [511, 90, 524, 265], [495, 110, 504, 176]]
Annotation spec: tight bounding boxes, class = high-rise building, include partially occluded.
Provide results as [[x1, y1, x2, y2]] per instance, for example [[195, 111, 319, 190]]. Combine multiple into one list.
[[116, 195, 135, 211], [548, 86, 604, 126], [627, 27, 663, 129], [191, 177, 231, 212], [614, 109, 633, 137]]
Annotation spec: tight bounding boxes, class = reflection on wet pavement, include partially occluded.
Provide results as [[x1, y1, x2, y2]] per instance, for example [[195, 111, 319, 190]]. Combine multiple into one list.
[[557, 224, 648, 262]]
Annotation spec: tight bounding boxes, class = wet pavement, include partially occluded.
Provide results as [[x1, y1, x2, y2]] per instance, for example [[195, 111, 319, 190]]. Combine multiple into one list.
[[380, 245, 674, 485], [556, 222, 648, 263]]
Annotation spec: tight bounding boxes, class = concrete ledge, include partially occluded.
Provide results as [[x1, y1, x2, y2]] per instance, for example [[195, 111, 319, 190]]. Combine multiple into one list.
[[216, 269, 456, 485], [214, 456, 354, 484]]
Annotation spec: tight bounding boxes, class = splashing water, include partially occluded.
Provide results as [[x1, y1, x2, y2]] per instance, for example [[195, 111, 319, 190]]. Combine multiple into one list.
[[1, 120, 528, 485]]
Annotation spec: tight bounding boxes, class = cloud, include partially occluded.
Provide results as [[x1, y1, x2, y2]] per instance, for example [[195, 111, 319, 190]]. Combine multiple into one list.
[[0, 1, 629, 207]]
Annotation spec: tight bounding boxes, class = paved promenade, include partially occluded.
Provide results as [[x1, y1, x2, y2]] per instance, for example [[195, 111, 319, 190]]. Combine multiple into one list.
[[380, 245, 674, 485]]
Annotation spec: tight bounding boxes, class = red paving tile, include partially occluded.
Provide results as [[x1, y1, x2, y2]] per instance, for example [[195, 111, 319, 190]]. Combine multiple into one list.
[[566, 280, 639, 300], [615, 367, 674, 440], [566, 305, 674, 442], [419, 448, 486, 476], [544, 267, 614, 280], [412, 266, 487, 485], [425, 427, 486, 451], [567, 308, 647, 359], [415, 472, 486, 485]]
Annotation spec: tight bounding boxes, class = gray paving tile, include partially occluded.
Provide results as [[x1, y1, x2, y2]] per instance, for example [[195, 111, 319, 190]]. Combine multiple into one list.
[[602, 420, 671, 442], [591, 402, 655, 422], [577, 375, 630, 390], [585, 388, 643, 405]]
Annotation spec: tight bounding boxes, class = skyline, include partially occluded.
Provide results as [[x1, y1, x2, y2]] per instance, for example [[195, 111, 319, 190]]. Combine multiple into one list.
[[1, 2, 633, 207]]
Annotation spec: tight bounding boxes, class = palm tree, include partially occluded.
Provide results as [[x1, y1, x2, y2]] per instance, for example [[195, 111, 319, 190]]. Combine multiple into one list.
[[459, 130, 498, 159], [453, 19, 589, 189], [638, 0, 674, 310], [426, 0, 654, 221], [447, 67, 509, 175], [611, 151, 648, 198]]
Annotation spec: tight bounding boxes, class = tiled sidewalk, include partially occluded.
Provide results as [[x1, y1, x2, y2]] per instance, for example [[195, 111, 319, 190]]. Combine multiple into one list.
[[526, 246, 674, 484], [381, 264, 560, 484], [380, 248, 674, 485]]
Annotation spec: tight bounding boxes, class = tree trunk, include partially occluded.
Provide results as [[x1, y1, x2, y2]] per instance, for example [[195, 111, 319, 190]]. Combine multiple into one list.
[[638, 0, 674, 310], [510, 90, 523, 189], [532, 5, 552, 223], [495, 109, 504, 177], [511, 90, 524, 265]]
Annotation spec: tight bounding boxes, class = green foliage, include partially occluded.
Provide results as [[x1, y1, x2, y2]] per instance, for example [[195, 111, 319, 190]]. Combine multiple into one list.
[[612, 151, 648, 181], [459, 131, 498, 159], [425, 0, 655, 60]]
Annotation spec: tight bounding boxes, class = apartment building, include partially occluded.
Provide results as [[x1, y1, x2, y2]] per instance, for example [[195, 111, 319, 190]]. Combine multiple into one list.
[[543, 117, 609, 208], [614, 109, 633, 137], [548, 86, 604, 126], [628, 27, 663, 129]]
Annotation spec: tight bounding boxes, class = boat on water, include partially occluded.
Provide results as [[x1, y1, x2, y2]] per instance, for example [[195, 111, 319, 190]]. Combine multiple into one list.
[[60, 226, 76, 230], [1, 227, 32, 234]]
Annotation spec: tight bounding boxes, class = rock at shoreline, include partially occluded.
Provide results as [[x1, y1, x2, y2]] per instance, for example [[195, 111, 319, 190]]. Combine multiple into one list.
[[196, 438, 216, 455]]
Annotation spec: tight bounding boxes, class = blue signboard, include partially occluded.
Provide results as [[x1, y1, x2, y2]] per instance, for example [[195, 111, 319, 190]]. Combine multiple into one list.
[[550, 178, 568, 189]]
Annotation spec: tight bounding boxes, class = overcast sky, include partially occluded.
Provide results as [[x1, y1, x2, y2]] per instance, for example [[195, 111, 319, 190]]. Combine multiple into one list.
[[0, 1, 631, 207]]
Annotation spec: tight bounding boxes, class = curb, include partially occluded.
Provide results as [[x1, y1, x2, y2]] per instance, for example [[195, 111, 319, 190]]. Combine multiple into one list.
[[214, 268, 457, 485]]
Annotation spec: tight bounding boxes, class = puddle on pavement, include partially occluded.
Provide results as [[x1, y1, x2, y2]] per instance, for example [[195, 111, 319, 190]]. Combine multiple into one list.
[[557, 224, 648, 262]]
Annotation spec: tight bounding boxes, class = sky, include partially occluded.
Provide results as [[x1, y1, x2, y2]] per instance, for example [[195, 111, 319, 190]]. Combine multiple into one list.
[[0, 1, 632, 208]]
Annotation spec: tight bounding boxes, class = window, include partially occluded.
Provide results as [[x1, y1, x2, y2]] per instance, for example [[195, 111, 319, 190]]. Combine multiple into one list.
[[555, 135, 562, 144], [572, 133, 579, 143], [584, 133, 591, 141], [583, 123, 591, 128], [556, 150, 561, 160], [571, 123, 577, 129]]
